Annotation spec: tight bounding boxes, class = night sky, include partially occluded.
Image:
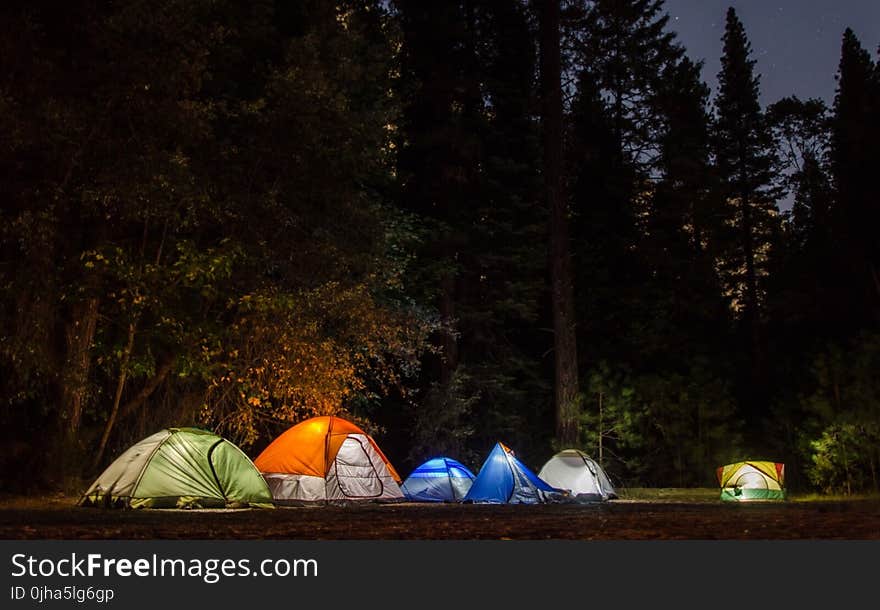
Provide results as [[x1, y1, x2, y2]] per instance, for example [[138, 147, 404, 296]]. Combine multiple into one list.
[[663, 0, 880, 107]]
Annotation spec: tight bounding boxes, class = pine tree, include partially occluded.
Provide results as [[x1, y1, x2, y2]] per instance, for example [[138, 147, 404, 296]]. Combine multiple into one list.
[[539, 0, 580, 446], [565, 2, 738, 472], [829, 29, 880, 332], [456, 1, 551, 458], [565, 0, 694, 371], [648, 56, 730, 363], [764, 96, 834, 340], [391, 1, 552, 464], [712, 7, 782, 414], [394, 1, 481, 384], [566, 0, 684, 173], [568, 66, 641, 368]]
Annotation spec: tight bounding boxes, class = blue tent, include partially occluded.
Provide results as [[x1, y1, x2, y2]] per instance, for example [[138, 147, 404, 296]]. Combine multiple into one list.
[[463, 442, 567, 504], [400, 457, 476, 502]]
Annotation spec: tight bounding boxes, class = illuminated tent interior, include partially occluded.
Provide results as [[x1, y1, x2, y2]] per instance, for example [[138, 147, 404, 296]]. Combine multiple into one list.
[[401, 456, 476, 502], [717, 461, 786, 501], [463, 442, 568, 504], [254, 415, 404, 503]]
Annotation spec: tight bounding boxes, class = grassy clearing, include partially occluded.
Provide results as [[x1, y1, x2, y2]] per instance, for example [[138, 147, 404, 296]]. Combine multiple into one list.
[[616, 488, 880, 503], [785, 492, 880, 503], [615, 488, 721, 502], [2, 489, 878, 511]]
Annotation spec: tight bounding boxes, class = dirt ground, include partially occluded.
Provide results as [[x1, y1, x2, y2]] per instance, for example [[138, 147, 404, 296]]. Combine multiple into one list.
[[2, 493, 879, 540]]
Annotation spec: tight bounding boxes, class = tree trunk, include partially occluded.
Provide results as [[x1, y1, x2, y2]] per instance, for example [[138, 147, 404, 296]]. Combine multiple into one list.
[[59, 296, 100, 442], [870, 263, 880, 299], [92, 320, 137, 470], [738, 184, 767, 420], [91, 218, 170, 468], [118, 357, 174, 422], [740, 196, 760, 357], [598, 391, 604, 465], [870, 449, 877, 494], [540, 0, 580, 446], [438, 273, 458, 385]]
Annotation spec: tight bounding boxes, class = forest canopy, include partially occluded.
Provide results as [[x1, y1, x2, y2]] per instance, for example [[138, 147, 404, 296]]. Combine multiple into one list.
[[1, 0, 878, 495]]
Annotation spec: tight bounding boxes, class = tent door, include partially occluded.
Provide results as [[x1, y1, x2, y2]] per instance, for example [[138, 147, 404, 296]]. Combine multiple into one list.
[[734, 471, 770, 489], [206, 439, 229, 502], [334, 437, 384, 498]]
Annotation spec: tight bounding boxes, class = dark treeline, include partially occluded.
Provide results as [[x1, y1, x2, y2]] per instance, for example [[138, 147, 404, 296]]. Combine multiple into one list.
[[1, 0, 878, 494]]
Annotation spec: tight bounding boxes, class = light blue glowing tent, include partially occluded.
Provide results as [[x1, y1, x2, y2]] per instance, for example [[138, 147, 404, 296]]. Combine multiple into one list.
[[401, 457, 476, 502], [463, 442, 567, 504]]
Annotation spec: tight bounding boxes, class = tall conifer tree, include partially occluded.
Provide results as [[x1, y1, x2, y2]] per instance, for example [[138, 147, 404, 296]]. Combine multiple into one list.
[[649, 56, 729, 362], [539, 0, 580, 446], [829, 29, 880, 331], [712, 7, 781, 414], [567, 0, 683, 173]]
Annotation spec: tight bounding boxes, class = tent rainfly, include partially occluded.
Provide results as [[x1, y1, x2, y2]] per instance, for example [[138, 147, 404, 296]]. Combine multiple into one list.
[[463, 442, 568, 504], [254, 415, 404, 503], [79, 427, 274, 509], [717, 461, 786, 502], [538, 449, 617, 502], [401, 457, 476, 502]]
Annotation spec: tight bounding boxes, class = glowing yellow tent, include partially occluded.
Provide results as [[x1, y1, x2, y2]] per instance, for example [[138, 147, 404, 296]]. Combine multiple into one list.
[[717, 461, 785, 501]]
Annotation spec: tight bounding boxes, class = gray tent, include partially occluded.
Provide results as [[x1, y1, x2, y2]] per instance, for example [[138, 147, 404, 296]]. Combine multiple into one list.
[[537, 449, 617, 502]]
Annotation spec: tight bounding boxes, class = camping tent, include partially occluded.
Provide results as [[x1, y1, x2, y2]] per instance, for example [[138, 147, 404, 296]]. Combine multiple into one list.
[[79, 427, 274, 509], [254, 415, 404, 503], [463, 442, 567, 504], [717, 461, 785, 501], [538, 449, 617, 501], [401, 457, 476, 502]]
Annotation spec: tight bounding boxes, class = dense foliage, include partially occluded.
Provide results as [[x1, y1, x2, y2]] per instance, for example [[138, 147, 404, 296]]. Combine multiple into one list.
[[1, 1, 877, 494]]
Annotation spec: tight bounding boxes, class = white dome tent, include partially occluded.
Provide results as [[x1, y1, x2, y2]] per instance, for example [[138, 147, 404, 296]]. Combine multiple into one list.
[[538, 449, 617, 502]]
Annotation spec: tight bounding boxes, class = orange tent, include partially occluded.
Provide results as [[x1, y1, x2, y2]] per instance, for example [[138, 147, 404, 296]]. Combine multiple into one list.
[[255, 416, 403, 503]]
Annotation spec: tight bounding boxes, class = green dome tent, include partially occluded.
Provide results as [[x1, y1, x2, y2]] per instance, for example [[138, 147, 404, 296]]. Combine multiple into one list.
[[79, 427, 274, 509]]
